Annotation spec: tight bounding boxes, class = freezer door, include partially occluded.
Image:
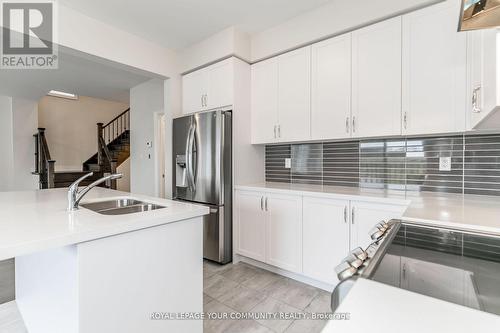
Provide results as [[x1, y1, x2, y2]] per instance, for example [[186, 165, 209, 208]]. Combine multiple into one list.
[[174, 111, 231, 205], [203, 205, 232, 264]]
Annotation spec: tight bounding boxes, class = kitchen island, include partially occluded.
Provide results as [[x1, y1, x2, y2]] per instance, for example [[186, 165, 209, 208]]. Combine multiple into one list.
[[0, 188, 209, 333]]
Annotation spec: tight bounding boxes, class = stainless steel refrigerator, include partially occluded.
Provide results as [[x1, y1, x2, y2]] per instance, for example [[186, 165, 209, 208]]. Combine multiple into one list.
[[172, 110, 232, 264]]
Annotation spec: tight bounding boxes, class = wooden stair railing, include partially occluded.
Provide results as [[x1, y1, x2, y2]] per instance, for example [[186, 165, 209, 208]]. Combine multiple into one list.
[[33, 128, 56, 189], [96, 108, 130, 190]]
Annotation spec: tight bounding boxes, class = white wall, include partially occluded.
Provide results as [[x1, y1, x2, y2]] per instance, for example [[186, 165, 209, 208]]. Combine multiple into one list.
[[130, 79, 166, 196], [116, 158, 131, 192], [179, 27, 251, 73], [12, 99, 39, 190], [251, 0, 442, 61], [0, 96, 38, 192], [0, 96, 14, 191], [38, 96, 129, 171]]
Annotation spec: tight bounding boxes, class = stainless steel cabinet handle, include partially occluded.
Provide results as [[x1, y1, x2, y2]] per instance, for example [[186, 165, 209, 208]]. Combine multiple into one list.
[[403, 112, 408, 129], [472, 86, 481, 113], [265, 197, 268, 211], [205, 94, 208, 108], [201, 95, 204, 108], [277, 125, 281, 138], [344, 206, 348, 223], [345, 117, 350, 133], [351, 207, 355, 224], [260, 196, 264, 211], [273, 125, 277, 139], [352, 116, 356, 133]]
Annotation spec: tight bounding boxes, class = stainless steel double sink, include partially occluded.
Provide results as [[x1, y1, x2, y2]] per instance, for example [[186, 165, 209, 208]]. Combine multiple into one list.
[[81, 199, 166, 215]]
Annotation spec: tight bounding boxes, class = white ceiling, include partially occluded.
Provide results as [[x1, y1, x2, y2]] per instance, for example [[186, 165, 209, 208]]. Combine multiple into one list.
[[0, 50, 154, 103], [59, 0, 333, 50]]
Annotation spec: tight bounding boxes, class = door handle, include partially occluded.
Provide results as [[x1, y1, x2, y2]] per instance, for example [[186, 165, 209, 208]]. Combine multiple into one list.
[[351, 207, 355, 224], [352, 116, 356, 133], [201, 95, 204, 108], [205, 94, 208, 108], [265, 197, 268, 211], [186, 123, 196, 191], [472, 86, 481, 113], [343, 206, 348, 223], [260, 196, 264, 211], [274, 125, 277, 139], [403, 112, 408, 130], [277, 125, 281, 138], [345, 117, 350, 134]]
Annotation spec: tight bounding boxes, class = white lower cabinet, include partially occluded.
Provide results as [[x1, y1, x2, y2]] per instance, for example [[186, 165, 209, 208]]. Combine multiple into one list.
[[349, 200, 406, 251], [235, 190, 302, 273], [266, 193, 303, 273], [235, 189, 408, 286], [303, 197, 350, 285], [235, 190, 267, 262]]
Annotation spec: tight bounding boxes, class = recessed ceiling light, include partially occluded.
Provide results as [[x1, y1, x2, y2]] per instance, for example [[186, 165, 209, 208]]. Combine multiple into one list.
[[47, 90, 78, 100]]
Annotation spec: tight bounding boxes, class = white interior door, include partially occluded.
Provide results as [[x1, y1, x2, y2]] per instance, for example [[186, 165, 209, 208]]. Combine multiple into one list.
[[352, 17, 402, 138], [402, 0, 467, 135], [311, 34, 352, 140], [266, 193, 303, 273], [235, 190, 267, 262], [303, 196, 350, 285], [251, 58, 279, 144], [277, 46, 311, 142]]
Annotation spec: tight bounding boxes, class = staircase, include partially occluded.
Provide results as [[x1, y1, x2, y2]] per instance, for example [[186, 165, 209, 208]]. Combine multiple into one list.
[[34, 108, 130, 190]]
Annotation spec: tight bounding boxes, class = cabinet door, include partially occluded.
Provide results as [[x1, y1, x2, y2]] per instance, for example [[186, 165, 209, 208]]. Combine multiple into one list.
[[266, 193, 303, 273], [207, 58, 234, 109], [311, 34, 352, 140], [251, 58, 279, 144], [182, 69, 208, 114], [352, 17, 402, 138], [468, 29, 498, 129], [350, 200, 406, 250], [402, 0, 467, 135], [278, 46, 311, 142], [235, 190, 267, 262], [303, 197, 350, 285]]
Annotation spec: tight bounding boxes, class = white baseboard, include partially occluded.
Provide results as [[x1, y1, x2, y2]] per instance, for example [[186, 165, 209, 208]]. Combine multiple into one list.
[[234, 254, 335, 292]]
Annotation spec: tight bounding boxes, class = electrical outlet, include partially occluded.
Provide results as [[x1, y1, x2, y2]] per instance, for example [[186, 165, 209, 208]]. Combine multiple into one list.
[[285, 158, 292, 169], [439, 157, 451, 171]]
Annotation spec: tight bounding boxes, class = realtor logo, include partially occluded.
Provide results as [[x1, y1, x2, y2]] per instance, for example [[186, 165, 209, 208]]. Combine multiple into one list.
[[1, 0, 58, 69]]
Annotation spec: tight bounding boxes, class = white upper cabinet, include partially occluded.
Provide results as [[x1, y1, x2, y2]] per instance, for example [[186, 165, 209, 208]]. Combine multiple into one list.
[[251, 58, 279, 144], [182, 58, 234, 114], [182, 69, 208, 114], [468, 29, 499, 129], [207, 59, 234, 110], [303, 196, 350, 285], [277, 46, 312, 142], [311, 34, 352, 140], [352, 17, 402, 138], [402, 0, 467, 135]]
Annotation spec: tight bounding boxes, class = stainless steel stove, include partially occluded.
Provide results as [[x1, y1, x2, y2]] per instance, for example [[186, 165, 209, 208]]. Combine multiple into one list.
[[332, 220, 500, 316]]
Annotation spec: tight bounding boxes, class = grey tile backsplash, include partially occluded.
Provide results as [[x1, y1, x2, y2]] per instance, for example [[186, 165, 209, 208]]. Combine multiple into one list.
[[265, 133, 500, 196]]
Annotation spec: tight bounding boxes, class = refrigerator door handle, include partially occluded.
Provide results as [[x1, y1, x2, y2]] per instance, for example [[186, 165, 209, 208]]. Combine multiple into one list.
[[186, 122, 196, 191]]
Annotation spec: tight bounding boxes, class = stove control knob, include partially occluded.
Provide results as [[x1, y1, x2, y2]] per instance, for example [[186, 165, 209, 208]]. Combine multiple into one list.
[[369, 226, 385, 240], [343, 254, 363, 269], [334, 261, 357, 281], [349, 247, 368, 261]]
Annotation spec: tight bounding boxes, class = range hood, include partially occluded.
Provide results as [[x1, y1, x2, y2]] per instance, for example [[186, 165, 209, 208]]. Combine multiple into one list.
[[459, 0, 500, 31]]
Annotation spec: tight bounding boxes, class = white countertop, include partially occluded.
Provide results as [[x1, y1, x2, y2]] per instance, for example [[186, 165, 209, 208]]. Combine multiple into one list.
[[0, 188, 209, 261], [322, 278, 500, 333], [236, 182, 500, 234]]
